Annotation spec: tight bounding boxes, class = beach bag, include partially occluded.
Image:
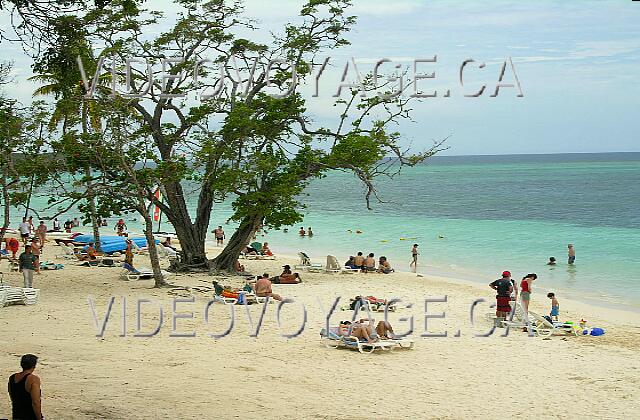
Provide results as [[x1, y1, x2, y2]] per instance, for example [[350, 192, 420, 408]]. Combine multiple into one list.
[[583, 327, 605, 336], [102, 258, 114, 266]]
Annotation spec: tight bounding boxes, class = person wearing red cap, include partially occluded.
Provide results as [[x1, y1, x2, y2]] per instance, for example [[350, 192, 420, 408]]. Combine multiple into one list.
[[490, 271, 514, 321]]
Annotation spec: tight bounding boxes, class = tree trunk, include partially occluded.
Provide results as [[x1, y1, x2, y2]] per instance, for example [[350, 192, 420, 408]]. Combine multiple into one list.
[[140, 205, 166, 287], [210, 214, 263, 273], [161, 180, 209, 270], [0, 167, 10, 244], [84, 165, 102, 252]]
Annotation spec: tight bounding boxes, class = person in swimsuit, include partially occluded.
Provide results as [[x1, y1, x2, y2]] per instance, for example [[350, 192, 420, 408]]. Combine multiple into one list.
[[8, 354, 43, 420], [363, 253, 376, 273], [520, 273, 537, 317], [212, 226, 225, 246], [114, 219, 127, 236], [567, 244, 575, 264], [410, 244, 419, 270], [547, 292, 560, 321], [353, 252, 364, 270]]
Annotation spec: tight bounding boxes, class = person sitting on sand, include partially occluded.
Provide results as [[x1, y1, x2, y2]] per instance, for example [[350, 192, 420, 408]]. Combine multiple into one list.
[[547, 256, 556, 266], [363, 253, 376, 273], [261, 242, 273, 256], [234, 260, 245, 272], [254, 273, 284, 301], [270, 265, 302, 284], [78, 242, 98, 261], [353, 252, 365, 270], [345, 256, 358, 269], [377, 256, 393, 274]]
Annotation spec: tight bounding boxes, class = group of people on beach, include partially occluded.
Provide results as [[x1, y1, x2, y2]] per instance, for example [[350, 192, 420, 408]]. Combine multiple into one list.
[[344, 252, 393, 274], [490, 270, 560, 322]]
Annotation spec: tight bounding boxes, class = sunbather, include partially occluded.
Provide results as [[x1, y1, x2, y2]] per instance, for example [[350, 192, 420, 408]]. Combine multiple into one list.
[[78, 243, 98, 261], [376, 256, 393, 274], [254, 273, 283, 301], [234, 260, 245, 272], [363, 253, 376, 272], [348, 318, 395, 343], [261, 242, 273, 256]]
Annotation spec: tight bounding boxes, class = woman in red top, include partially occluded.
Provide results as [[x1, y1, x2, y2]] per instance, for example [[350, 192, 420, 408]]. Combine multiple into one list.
[[520, 273, 537, 316]]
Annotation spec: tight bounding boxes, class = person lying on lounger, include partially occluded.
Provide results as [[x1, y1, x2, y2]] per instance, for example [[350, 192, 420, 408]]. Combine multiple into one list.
[[340, 319, 396, 343]]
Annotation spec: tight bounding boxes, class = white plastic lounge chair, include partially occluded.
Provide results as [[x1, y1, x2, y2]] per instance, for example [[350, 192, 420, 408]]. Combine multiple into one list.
[[294, 252, 323, 272], [0, 289, 6, 307], [213, 294, 238, 305], [324, 255, 359, 274], [320, 327, 414, 354], [156, 244, 178, 261], [130, 241, 149, 255], [56, 243, 78, 259], [524, 311, 581, 337], [0, 285, 39, 306]]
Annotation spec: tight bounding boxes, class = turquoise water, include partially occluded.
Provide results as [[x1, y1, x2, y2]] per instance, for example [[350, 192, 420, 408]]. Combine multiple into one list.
[[8, 153, 640, 309]]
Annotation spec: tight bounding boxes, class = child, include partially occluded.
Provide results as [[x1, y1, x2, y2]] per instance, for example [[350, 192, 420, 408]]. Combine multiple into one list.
[[547, 292, 559, 321]]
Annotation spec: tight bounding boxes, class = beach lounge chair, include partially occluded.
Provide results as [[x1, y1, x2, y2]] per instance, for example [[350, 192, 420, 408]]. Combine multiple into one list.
[[524, 311, 582, 337], [320, 327, 414, 354], [120, 263, 170, 281], [56, 243, 79, 259], [157, 244, 178, 261], [294, 252, 323, 272], [0, 288, 6, 307], [323, 255, 359, 274], [0, 285, 39, 306], [130, 241, 148, 255]]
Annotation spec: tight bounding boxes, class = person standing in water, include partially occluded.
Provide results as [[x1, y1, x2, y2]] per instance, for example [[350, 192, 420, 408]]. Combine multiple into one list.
[[307, 227, 313, 237], [567, 244, 575, 264], [212, 226, 225, 246], [410, 244, 419, 269], [8, 354, 43, 420]]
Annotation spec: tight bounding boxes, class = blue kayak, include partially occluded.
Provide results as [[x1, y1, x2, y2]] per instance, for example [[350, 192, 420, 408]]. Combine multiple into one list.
[[75, 235, 157, 254]]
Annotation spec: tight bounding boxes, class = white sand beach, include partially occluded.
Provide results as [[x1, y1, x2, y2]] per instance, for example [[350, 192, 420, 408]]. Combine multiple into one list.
[[1, 245, 639, 419]]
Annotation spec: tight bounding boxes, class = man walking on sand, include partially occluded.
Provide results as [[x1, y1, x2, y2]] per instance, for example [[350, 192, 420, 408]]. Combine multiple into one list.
[[19, 245, 37, 288], [568, 244, 575, 264], [8, 354, 43, 420]]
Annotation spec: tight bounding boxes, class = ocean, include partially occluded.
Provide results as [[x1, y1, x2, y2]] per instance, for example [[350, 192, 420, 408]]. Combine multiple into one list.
[[8, 152, 640, 309]]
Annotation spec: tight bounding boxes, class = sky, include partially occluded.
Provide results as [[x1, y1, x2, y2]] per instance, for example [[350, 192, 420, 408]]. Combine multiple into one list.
[[1, 0, 639, 156]]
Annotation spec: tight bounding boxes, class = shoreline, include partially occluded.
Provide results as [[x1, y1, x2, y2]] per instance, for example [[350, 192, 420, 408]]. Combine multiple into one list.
[[255, 242, 640, 319]]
